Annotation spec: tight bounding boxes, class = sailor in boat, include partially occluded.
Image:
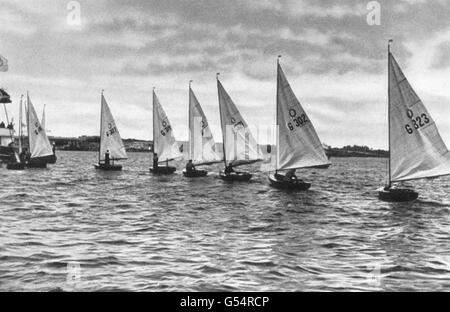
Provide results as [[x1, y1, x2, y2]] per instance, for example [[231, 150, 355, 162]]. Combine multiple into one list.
[[186, 159, 196, 173], [52, 142, 56, 155], [19, 148, 27, 164], [104, 150, 110, 166], [224, 162, 237, 175], [153, 153, 158, 170]]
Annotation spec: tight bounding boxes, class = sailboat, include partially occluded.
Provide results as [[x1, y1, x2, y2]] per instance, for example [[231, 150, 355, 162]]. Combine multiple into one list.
[[216, 73, 262, 181], [94, 91, 127, 171], [379, 40, 450, 201], [183, 81, 222, 178], [26, 93, 54, 168], [269, 56, 330, 190], [150, 88, 182, 174]]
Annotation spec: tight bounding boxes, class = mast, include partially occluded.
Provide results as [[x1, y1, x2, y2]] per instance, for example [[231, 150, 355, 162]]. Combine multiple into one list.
[[27, 91, 30, 153], [276, 55, 282, 172], [152, 87, 156, 162], [99, 89, 104, 163], [216, 73, 227, 166], [388, 39, 393, 187], [189, 80, 192, 161]]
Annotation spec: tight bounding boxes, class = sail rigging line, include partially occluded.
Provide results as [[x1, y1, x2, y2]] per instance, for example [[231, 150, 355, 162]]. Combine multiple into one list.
[[152, 87, 155, 160], [188, 80, 193, 161], [388, 40, 392, 186], [275, 55, 281, 172], [99, 90, 104, 163]]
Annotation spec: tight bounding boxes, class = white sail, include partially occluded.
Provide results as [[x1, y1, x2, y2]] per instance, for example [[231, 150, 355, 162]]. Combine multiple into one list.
[[41, 104, 46, 130], [99, 94, 127, 161], [27, 95, 53, 159], [153, 91, 182, 162], [389, 52, 450, 182], [277, 62, 329, 171], [217, 79, 262, 167], [189, 86, 222, 165]]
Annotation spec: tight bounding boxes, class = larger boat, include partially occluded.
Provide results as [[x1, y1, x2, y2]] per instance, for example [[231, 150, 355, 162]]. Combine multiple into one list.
[[269, 56, 330, 190], [379, 40, 450, 202], [0, 88, 15, 163]]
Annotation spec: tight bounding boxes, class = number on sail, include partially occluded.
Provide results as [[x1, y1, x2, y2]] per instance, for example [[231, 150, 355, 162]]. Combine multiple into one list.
[[403, 109, 430, 135]]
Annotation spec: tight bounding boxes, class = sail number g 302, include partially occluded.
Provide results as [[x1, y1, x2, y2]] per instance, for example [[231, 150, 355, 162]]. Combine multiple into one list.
[[287, 109, 308, 131], [404, 109, 430, 134]]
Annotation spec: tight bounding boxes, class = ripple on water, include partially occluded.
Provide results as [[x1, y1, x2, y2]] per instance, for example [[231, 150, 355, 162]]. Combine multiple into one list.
[[0, 152, 449, 291]]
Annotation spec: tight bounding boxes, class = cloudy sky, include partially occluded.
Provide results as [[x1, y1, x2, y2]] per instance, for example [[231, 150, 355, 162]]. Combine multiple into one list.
[[1, 0, 450, 148]]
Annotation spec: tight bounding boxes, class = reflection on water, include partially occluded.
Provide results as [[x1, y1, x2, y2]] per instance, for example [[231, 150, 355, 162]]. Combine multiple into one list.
[[0, 151, 449, 291]]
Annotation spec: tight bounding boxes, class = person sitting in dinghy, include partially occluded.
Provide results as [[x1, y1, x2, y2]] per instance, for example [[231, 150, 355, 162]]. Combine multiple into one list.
[[104, 150, 110, 166], [225, 162, 241, 175], [153, 153, 158, 170], [186, 159, 196, 173], [284, 169, 302, 183]]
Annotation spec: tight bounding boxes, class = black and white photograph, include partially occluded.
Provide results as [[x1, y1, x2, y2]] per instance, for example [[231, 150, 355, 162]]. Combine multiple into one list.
[[0, 0, 449, 298]]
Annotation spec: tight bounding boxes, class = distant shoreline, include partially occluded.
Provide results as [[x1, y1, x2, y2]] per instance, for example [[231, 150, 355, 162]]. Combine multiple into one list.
[[40, 136, 388, 158]]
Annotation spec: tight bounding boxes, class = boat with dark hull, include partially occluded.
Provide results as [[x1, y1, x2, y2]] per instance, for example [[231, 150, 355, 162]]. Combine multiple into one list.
[[216, 74, 262, 182], [150, 166, 177, 175], [183, 81, 222, 178], [378, 40, 450, 202], [378, 187, 418, 202], [269, 56, 330, 190], [219, 170, 252, 182], [94, 91, 127, 171], [182, 169, 207, 178], [95, 163, 122, 171], [268, 173, 311, 191], [150, 89, 182, 175]]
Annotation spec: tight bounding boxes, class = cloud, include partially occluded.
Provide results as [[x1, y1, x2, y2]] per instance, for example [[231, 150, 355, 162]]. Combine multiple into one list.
[[1, 0, 450, 149]]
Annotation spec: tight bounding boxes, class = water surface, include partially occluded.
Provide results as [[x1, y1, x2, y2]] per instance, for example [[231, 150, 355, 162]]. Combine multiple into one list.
[[0, 151, 449, 291]]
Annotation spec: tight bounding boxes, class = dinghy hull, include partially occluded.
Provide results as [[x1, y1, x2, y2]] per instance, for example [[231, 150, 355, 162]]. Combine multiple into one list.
[[378, 188, 418, 202], [27, 159, 47, 168], [6, 162, 25, 170], [219, 171, 252, 182], [95, 163, 122, 171], [32, 154, 57, 164], [150, 166, 176, 175], [268, 173, 311, 191], [183, 169, 207, 178]]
